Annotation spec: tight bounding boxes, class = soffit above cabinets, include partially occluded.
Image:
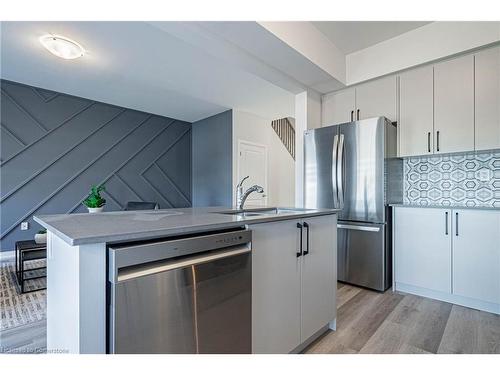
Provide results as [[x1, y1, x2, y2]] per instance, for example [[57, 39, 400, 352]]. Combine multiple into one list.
[[312, 21, 431, 54]]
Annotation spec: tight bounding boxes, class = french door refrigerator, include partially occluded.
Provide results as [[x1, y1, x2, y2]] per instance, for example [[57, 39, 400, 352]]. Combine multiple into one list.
[[304, 117, 402, 291]]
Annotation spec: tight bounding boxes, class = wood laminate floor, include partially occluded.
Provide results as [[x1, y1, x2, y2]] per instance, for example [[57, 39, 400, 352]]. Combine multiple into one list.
[[305, 283, 500, 354], [1, 281, 499, 354]]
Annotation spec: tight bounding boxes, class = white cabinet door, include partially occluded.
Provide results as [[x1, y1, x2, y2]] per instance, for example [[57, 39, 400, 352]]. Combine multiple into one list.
[[250, 219, 301, 354], [434, 55, 474, 154], [452, 210, 500, 304], [355, 75, 397, 122], [395, 207, 452, 293], [399, 65, 434, 157], [475, 47, 500, 151], [321, 88, 355, 126], [300, 215, 337, 342]]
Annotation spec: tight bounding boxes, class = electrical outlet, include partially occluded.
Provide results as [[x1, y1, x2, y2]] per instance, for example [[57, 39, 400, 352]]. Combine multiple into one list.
[[21, 222, 29, 230]]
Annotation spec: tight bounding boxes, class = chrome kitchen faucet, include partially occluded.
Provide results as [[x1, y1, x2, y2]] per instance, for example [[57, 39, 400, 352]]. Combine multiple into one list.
[[236, 176, 264, 210]]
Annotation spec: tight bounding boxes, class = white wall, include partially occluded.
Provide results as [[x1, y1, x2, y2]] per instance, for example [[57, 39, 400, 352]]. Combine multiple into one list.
[[232, 110, 295, 207], [294, 91, 322, 208], [346, 21, 500, 84], [307, 90, 322, 130]]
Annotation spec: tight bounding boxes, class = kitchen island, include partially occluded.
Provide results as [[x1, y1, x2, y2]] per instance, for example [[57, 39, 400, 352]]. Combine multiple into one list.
[[34, 206, 339, 354]]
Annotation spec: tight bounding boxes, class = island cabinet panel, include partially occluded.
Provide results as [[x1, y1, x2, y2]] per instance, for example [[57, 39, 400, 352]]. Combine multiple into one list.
[[301, 215, 337, 342], [452, 210, 500, 304], [251, 219, 301, 354], [394, 207, 452, 293], [475, 46, 500, 151], [250, 214, 337, 354]]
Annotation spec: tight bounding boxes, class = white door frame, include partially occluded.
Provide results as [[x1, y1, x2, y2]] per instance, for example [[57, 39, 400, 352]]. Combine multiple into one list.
[[237, 139, 268, 206]]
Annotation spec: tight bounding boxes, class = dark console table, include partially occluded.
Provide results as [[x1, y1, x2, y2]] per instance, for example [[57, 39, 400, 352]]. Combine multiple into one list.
[[15, 240, 47, 294]]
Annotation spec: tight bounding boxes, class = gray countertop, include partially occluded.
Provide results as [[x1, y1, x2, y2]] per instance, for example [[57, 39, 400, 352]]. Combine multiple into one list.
[[33, 206, 339, 246], [389, 204, 500, 211]]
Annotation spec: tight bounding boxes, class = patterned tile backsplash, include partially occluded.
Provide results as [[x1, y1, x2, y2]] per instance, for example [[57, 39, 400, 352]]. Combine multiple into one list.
[[403, 151, 500, 208]]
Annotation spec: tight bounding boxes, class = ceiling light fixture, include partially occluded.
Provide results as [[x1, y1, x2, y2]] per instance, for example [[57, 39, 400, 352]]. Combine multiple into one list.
[[39, 35, 85, 60]]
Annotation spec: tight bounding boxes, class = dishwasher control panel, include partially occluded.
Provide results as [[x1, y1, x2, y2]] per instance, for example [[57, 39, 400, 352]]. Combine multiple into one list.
[[216, 233, 245, 245], [108, 228, 252, 282]]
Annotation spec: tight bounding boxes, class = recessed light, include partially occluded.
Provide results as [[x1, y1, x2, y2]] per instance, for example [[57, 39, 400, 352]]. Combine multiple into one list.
[[39, 35, 85, 60]]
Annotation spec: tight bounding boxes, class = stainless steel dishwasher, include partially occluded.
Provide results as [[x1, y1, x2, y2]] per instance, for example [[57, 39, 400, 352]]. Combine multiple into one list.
[[107, 228, 252, 354]]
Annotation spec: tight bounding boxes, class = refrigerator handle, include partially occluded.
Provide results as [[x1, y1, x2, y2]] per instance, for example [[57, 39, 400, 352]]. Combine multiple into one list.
[[337, 134, 345, 208], [332, 134, 339, 207]]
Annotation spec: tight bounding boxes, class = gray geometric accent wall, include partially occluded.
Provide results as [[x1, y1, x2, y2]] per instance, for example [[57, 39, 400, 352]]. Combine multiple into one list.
[[0, 79, 192, 251], [404, 151, 500, 208]]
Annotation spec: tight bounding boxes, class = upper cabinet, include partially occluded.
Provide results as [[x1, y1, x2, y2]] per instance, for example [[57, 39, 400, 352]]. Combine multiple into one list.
[[321, 88, 355, 126], [399, 65, 434, 157], [434, 54, 475, 154], [321, 76, 396, 127], [398, 54, 478, 157], [475, 46, 500, 151], [323, 47, 500, 156], [355, 75, 397, 122]]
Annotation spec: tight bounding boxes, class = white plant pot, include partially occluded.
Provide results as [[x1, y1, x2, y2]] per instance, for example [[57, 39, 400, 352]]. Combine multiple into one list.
[[87, 206, 104, 213], [34, 233, 47, 244]]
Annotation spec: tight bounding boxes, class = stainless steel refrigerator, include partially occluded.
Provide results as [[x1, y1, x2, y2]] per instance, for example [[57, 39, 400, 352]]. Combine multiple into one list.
[[304, 117, 402, 291]]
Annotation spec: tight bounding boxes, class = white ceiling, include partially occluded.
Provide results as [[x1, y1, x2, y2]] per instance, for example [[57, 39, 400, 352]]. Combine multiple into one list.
[[312, 21, 432, 54], [2, 21, 463, 123], [0, 21, 295, 122]]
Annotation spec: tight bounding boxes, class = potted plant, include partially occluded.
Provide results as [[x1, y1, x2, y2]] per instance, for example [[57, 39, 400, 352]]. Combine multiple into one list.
[[83, 184, 106, 213], [35, 229, 47, 244]]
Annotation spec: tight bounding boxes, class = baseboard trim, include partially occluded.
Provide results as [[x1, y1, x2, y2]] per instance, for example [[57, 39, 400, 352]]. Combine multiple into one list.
[[291, 324, 330, 354], [396, 282, 500, 315], [328, 318, 337, 331]]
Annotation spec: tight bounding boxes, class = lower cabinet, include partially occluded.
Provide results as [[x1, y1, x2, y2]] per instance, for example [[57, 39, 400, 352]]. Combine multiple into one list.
[[452, 210, 500, 305], [301, 215, 337, 341], [394, 207, 452, 293], [394, 207, 500, 313], [250, 214, 337, 354]]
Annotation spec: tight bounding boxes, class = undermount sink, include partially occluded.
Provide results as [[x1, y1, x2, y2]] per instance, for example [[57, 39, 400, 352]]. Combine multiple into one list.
[[216, 207, 311, 217]]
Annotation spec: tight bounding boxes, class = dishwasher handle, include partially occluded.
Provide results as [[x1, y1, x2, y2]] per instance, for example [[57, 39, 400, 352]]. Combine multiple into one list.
[[116, 244, 251, 282]]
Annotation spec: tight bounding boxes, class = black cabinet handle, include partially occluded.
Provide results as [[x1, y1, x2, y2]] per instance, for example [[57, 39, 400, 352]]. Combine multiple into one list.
[[428, 132, 431, 153], [350, 110, 354, 122], [356, 109, 360, 120], [455, 212, 459, 236], [296, 223, 303, 257], [303, 222, 310, 255], [445, 211, 449, 235], [436, 131, 440, 152]]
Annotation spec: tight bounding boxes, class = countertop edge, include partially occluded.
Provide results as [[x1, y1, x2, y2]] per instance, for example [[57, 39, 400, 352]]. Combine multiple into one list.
[[34, 209, 339, 247], [33, 216, 77, 246]]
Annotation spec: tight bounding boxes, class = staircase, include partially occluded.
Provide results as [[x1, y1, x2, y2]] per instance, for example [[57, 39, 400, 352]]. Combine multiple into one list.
[[271, 117, 295, 160]]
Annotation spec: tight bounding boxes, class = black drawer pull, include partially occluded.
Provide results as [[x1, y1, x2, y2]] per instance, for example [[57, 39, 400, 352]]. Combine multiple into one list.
[[296, 223, 303, 257], [303, 222, 310, 255]]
